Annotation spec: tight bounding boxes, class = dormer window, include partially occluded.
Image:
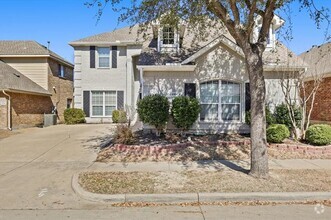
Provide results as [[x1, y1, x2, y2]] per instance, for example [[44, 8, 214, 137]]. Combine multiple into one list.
[[157, 26, 179, 52], [162, 27, 175, 45], [266, 24, 275, 48]]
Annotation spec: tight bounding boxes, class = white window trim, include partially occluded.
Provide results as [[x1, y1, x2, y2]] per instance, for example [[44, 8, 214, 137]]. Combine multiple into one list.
[[158, 26, 180, 52], [97, 47, 110, 69], [199, 80, 243, 123], [90, 91, 117, 118]]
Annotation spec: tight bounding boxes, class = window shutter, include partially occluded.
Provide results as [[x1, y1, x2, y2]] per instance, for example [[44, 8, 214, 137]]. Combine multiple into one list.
[[112, 46, 117, 68], [184, 83, 196, 98], [83, 91, 90, 117], [117, 91, 124, 110], [245, 83, 251, 112], [90, 46, 95, 68]]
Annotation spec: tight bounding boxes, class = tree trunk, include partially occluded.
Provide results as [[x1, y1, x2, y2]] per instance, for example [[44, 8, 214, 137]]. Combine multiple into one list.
[[245, 51, 269, 178]]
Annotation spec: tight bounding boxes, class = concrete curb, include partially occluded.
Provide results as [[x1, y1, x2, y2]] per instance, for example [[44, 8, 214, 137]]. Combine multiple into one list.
[[72, 173, 331, 203]]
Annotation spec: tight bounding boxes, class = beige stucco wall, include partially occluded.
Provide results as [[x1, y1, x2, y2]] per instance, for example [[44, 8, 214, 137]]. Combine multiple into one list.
[[141, 43, 296, 133], [73, 45, 142, 122], [142, 43, 249, 133], [1, 57, 48, 89]]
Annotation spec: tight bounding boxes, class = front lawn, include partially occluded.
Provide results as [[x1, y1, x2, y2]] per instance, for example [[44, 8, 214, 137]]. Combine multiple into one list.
[[79, 169, 331, 195]]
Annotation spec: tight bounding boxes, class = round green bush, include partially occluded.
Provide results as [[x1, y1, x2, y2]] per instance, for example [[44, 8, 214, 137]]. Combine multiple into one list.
[[266, 124, 290, 143], [274, 103, 302, 129], [112, 110, 127, 123], [137, 94, 170, 134], [64, 108, 86, 124], [306, 124, 331, 146], [171, 96, 200, 131]]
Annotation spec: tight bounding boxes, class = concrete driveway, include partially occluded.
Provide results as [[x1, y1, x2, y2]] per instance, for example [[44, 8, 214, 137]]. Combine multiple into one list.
[[0, 124, 330, 219], [0, 124, 115, 210]]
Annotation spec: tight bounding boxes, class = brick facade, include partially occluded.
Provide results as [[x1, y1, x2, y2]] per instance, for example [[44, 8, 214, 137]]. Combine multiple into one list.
[[47, 58, 74, 123], [305, 77, 331, 121], [11, 93, 53, 128], [0, 93, 8, 129], [0, 92, 52, 129]]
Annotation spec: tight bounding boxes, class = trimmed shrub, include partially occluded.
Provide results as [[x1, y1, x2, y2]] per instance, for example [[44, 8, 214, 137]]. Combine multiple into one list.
[[112, 110, 127, 123], [245, 106, 275, 126], [274, 103, 302, 129], [266, 124, 290, 143], [306, 124, 331, 146], [64, 108, 86, 124], [171, 96, 200, 131], [113, 125, 135, 145], [137, 94, 170, 135]]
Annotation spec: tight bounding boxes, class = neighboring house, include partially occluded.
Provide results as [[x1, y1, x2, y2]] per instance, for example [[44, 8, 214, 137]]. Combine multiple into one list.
[[70, 16, 306, 133], [300, 43, 331, 122], [0, 41, 74, 129]]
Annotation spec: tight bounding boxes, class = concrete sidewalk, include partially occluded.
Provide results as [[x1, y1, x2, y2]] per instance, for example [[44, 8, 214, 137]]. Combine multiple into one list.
[[88, 159, 331, 172]]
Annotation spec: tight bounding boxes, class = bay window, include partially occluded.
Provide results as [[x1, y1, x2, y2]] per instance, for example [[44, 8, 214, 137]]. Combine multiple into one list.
[[200, 80, 241, 121], [200, 81, 219, 121]]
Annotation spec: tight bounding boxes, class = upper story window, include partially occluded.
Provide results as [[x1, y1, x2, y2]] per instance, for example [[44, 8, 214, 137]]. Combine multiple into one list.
[[266, 24, 275, 48], [97, 47, 110, 68], [162, 27, 175, 45], [58, 64, 64, 77]]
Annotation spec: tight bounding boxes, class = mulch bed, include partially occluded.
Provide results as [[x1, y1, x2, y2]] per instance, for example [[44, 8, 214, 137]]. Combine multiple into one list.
[[96, 132, 331, 163]]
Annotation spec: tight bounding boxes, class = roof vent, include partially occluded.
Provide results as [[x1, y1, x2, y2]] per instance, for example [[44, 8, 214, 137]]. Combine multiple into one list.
[[12, 72, 20, 78]]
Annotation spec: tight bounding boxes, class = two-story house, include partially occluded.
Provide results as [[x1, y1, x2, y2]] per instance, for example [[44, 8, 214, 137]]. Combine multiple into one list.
[[0, 41, 74, 129], [70, 16, 306, 133]]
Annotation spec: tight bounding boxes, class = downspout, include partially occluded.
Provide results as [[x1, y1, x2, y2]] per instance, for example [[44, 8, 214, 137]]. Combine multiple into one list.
[[139, 67, 144, 98], [2, 90, 12, 130]]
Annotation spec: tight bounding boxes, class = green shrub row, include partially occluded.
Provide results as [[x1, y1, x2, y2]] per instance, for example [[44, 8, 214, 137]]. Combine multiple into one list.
[[137, 95, 200, 135]]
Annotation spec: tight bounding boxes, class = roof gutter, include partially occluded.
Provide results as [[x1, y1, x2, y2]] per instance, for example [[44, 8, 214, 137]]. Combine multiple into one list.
[[0, 54, 73, 68], [69, 41, 143, 47], [2, 90, 11, 130], [137, 65, 196, 72], [5, 88, 51, 97], [263, 65, 308, 72]]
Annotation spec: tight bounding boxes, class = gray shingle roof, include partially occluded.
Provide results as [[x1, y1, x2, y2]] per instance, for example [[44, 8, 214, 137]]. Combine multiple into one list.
[[0, 60, 51, 96], [70, 24, 306, 68], [70, 26, 143, 44], [0, 41, 73, 67], [299, 43, 331, 76]]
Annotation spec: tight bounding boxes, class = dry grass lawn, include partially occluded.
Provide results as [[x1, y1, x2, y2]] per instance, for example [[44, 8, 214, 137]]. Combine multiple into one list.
[[79, 169, 331, 195]]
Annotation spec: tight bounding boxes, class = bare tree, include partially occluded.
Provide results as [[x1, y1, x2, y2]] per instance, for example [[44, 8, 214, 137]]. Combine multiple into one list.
[[87, 0, 330, 178], [280, 45, 329, 140]]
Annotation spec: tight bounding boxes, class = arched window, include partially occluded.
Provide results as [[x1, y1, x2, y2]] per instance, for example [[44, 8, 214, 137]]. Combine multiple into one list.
[[200, 80, 241, 121]]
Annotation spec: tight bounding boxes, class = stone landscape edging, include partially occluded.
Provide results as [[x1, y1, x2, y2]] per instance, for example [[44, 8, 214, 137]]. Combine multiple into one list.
[[72, 173, 331, 203]]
